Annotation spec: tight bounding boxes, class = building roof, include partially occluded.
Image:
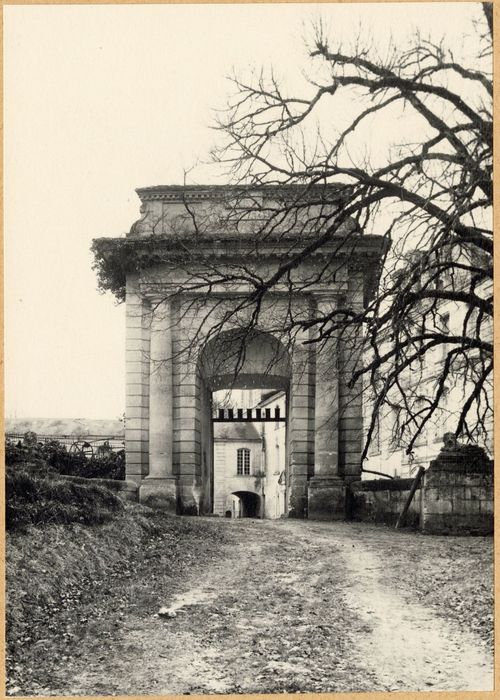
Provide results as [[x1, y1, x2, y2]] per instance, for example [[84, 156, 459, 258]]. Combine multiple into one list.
[[213, 422, 261, 442], [5, 416, 124, 437], [256, 390, 286, 408]]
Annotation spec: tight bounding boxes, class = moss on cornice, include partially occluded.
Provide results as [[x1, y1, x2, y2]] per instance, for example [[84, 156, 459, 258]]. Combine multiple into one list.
[[92, 235, 205, 300], [91, 233, 390, 302], [91, 237, 144, 301]]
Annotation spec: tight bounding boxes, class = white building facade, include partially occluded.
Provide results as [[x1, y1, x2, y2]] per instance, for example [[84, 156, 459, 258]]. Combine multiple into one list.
[[363, 248, 493, 478], [213, 422, 263, 518]]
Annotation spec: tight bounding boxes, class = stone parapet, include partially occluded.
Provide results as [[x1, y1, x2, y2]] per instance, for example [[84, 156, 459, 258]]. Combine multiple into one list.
[[348, 478, 420, 526]]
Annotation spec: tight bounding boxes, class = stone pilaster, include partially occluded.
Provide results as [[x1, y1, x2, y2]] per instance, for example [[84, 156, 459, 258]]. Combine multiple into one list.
[[288, 326, 315, 518], [308, 294, 345, 520], [174, 358, 203, 515], [125, 275, 150, 484], [338, 269, 365, 481], [139, 298, 178, 511]]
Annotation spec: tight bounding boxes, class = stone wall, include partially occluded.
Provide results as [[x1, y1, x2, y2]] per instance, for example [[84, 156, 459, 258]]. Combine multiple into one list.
[[349, 478, 420, 527], [348, 440, 493, 535], [420, 444, 493, 535]]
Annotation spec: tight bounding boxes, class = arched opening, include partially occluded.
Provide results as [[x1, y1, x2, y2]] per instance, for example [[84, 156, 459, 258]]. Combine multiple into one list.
[[197, 329, 291, 520], [232, 491, 261, 518], [199, 328, 291, 391]]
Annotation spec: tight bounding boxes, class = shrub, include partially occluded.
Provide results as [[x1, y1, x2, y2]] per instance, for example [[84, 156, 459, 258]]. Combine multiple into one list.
[[5, 433, 125, 480]]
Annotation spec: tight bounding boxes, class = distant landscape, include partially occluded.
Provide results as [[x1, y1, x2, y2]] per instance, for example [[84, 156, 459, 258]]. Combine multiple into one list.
[[6, 417, 124, 437]]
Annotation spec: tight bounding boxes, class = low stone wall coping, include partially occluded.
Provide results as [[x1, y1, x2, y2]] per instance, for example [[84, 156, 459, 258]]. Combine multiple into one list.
[[428, 458, 493, 474], [58, 474, 138, 494], [350, 478, 416, 493]]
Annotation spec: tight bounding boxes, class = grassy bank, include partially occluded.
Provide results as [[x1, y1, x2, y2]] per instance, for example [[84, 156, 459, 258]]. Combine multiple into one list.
[[7, 502, 230, 695], [6, 466, 124, 531]]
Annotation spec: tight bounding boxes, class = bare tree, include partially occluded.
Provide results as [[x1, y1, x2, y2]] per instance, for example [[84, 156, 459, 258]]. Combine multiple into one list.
[[93, 4, 492, 460]]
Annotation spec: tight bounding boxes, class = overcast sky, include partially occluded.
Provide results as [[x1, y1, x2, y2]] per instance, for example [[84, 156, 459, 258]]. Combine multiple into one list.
[[5, 2, 481, 419]]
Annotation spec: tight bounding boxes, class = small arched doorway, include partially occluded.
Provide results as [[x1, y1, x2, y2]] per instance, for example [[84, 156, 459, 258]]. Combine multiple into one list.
[[232, 491, 261, 518]]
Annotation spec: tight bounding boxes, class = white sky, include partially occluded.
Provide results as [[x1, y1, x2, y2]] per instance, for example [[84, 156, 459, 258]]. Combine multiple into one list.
[[4, 2, 482, 419]]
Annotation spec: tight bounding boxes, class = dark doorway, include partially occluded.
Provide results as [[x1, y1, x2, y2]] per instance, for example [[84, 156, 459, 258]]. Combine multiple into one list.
[[233, 490, 260, 518]]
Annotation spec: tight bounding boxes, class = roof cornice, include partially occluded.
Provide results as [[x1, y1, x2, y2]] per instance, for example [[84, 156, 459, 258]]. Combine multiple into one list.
[[135, 183, 350, 202]]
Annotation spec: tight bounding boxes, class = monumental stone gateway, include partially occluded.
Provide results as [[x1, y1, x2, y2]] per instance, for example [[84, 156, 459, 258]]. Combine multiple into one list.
[[93, 185, 388, 519]]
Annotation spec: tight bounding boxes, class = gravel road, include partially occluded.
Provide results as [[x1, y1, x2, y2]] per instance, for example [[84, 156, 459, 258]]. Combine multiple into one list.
[[39, 518, 493, 695]]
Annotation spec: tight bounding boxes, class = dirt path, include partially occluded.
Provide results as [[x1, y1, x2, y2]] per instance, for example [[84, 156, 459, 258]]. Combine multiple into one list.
[[42, 519, 493, 695]]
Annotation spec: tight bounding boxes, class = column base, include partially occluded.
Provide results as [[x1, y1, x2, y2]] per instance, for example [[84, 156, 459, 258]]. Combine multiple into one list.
[[308, 476, 346, 521], [177, 476, 203, 516], [139, 477, 178, 513], [287, 477, 309, 518]]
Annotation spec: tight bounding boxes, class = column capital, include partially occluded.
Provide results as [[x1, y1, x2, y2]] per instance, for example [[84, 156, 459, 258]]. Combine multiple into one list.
[[312, 292, 339, 315]]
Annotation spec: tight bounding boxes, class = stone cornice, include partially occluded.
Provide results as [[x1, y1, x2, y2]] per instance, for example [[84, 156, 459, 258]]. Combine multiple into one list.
[[92, 231, 389, 304], [136, 183, 349, 203], [95, 233, 389, 261], [140, 285, 323, 299], [311, 290, 340, 302]]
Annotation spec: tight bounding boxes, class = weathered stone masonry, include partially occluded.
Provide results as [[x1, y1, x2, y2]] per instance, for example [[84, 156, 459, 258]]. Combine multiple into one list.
[[348, 437, 493, 535], [93, 185, 388, 519]]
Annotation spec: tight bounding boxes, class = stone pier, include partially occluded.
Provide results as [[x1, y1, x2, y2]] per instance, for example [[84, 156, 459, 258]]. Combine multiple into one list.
[[139, 298, 178, 511], [307, 295, 345, 519]]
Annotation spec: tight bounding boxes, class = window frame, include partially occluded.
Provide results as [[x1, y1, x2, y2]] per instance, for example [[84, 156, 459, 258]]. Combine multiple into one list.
[[237, 447, 251, 475]]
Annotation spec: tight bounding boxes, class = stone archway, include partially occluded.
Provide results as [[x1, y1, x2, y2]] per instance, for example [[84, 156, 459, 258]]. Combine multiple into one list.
[[94, 184, 389, 520], [198, 329, 291, 518], [199, 328, 291, 392]]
